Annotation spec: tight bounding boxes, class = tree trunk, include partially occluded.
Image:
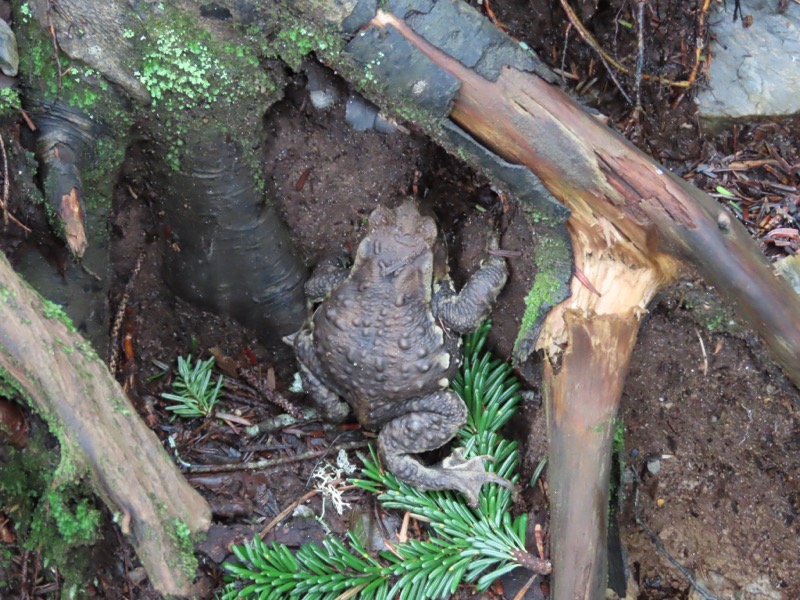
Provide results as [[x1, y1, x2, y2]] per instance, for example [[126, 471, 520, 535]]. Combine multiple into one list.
[[12, 0, 308, 348], [0, 251, 211, 597]]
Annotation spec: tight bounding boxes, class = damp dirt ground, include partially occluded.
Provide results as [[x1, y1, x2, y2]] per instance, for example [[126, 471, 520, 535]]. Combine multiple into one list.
[[2, 1, 800, 598]]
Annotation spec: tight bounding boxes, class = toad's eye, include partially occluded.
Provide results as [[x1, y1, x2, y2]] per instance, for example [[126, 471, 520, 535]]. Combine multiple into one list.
[[373, 240, 382, 255]]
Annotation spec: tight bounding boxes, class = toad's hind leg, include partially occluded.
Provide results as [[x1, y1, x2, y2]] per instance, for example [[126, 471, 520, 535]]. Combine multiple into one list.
[[377, 390, 514, 507], [291, 329, 350, 422]]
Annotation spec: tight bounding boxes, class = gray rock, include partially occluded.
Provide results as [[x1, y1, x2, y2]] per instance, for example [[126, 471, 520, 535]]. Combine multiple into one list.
[[697, 1, 800, 122], [0, 19, 18, 77], [774, 254, 800, 295]]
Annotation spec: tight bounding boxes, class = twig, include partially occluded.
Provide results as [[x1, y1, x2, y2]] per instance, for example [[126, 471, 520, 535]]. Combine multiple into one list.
[[183, 440, 370, 474], [738, 403, 752, 445], [47, 20, 64, 96], [238, 367, 304, 418], [695, 327, 708, 376], [558, 0, 707, 89], [631, 466, 719, 600], [0, 135, 31, 233], [560, 23, 572, 80], [633, 0, 645, 113], [259, 480, 358, 539], [574, 266, 603, 296], [108, 250, 145, 373], [0, 96, 36, 131], [0, 133, 8, 227], [512, 574, 538, 600], [20, 549, 31, 600], [483, 0, 509, 34], [259, 487, 320, 538], [683, 0, 713, 88], [244, 409, 323, 437]]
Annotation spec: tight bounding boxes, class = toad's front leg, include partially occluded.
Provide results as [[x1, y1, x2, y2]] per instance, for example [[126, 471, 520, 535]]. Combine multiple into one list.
[[432, 231, 508, 334], [377, 390, 514, 507]]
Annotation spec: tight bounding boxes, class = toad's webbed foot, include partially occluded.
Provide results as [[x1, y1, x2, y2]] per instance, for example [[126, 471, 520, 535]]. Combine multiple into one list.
[[431, 448, 515, 507], [377, 391, 514, 507]]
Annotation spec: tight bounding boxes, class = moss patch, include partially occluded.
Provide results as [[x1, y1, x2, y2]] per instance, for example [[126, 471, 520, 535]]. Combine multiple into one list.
[[41, 299, 77, 333], [133, 17, 274, 114], [0, 87, 22, 119], [513, 232, 572, 355], [168, 518, 199, 579], [0, 424, 100, 591]]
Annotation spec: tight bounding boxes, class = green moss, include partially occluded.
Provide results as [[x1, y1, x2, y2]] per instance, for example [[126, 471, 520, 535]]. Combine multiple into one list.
[[679, 288, 741, 335], [74, 340, 100, 362], [134, 13, 274, 114], [41, 300, 78, 333], [0, 284, 14, 303], [265, 14, 343, 72], [36, 490, 101, 546], [612, 418, 625, 454], [166, 518, 199, 579], [106, 394, 132, 416], [14, 17, 114, 114], [0, 429, 97, 591], [81, 131, 131, 214], [54, 337, 74, 354], [130, 10, 281, 175], [0, 86, 22, 118], [0, 363, 27, 401], [512, 231, 571, 357], [519, 271, 561, 335]]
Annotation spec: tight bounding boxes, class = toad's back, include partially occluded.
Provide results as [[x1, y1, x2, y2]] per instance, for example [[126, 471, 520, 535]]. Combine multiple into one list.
[[311, 252, 461, 409]]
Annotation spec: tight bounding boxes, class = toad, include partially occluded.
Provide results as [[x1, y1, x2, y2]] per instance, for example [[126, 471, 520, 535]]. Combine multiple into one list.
[[288, 200, 513, 506]]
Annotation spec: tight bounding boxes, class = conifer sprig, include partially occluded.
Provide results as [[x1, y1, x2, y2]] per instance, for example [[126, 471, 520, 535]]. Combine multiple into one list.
[[222, 322, 543, 599]]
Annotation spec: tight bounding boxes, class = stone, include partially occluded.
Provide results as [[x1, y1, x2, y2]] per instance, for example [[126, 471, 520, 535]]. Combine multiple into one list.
[[0, 19, 18, 77], [697, 1, 800, 122]]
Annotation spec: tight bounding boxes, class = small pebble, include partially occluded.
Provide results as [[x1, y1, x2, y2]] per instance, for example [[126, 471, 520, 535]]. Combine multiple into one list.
[[646, 458, 661, 474]]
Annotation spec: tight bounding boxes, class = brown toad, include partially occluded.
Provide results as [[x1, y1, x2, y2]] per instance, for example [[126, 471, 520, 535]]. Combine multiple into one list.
[[289, 200, 512, 506]]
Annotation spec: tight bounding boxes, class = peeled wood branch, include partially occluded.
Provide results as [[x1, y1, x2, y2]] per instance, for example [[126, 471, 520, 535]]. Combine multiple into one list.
[[0, 252, 211, 597], [369, 9, 800, 380]]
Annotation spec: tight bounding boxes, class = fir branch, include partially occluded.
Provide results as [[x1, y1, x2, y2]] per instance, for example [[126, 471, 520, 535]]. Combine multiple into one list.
[[161, 355, 222, 418], [222, 322, 550, 599]]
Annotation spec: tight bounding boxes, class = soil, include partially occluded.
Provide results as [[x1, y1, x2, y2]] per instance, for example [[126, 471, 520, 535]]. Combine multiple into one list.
[[2, 0, 800, 599]]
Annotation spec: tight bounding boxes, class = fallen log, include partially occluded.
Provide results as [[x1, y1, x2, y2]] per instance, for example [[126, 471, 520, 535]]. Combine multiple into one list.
[[0, 251, 211, 597]]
